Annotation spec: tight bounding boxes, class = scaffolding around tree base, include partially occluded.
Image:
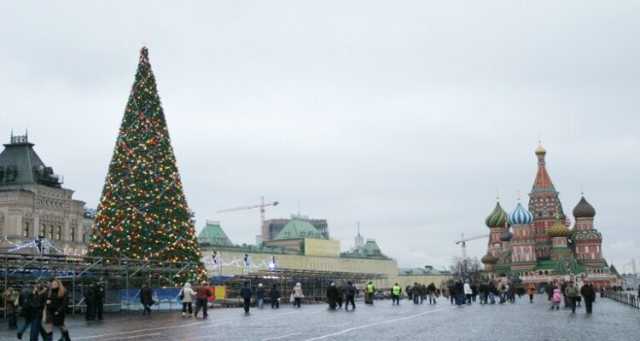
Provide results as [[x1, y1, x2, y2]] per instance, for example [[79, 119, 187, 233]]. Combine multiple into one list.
[[0, 252, 197, 319], [222, 268, 387, 305]]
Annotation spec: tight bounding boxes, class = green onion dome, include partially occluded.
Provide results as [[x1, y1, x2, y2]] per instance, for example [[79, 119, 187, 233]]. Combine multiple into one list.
[[485, 202, 508, 228]]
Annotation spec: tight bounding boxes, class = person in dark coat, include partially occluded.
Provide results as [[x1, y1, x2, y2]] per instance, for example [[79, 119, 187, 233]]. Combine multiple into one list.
[[18, 287, 34, 340], [84, 284, 95, 321], [94, 282, 105, 321], [43, 279, 71, 341], [240, 282, 253, 315], [581, 283, 596, 314], [25, 282, 48, 341], [326, 282, 339, 310], [270, 285, 281, 309], [345, 282, 356, 311], [336, 284, 344, 309], [140, 284, 154, 316]]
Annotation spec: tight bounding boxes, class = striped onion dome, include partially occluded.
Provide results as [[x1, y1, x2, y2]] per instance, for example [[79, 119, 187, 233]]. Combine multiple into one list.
[[485, 202, 508, 228], [508, 202, 534, 225], [547, 218, 571, 238]]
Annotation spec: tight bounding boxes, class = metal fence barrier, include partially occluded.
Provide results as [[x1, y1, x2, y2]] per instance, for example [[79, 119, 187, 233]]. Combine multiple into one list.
[[605, 290, 640, 310]]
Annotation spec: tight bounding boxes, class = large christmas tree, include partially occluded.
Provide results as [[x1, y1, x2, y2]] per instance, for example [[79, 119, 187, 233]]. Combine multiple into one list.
[[89, 47, 206, 283]]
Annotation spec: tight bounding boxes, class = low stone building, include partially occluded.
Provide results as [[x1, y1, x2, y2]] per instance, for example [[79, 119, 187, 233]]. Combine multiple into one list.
[[0, 134, 93, 255]]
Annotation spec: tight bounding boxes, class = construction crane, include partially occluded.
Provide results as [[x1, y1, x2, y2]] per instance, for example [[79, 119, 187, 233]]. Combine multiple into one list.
[[216, 196, 279, 231], [455, 233, 489, 259]]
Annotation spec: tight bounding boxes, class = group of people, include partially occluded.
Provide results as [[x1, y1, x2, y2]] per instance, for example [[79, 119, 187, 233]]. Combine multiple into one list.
[[174, 281, 213, 319], [326, 281, 358, 311], [547, 280, 597, 314], [3, 278, 71, 341], [445, 279, 518, 306], [404, 282, 438, 305]]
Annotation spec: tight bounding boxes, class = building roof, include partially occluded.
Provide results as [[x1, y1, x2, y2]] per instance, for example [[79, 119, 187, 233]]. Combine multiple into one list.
[[0, 134, 62, 188], [198, 220, 234, 246], [398, 266, 449, 276], [273, 217, 324, 240], [573, 196, 596, 218]]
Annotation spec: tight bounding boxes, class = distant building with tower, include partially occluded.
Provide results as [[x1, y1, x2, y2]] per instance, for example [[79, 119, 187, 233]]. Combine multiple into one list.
[[481, 144, 617, 287], [261, 215, 329, 241], [0, 134, 94, 255]]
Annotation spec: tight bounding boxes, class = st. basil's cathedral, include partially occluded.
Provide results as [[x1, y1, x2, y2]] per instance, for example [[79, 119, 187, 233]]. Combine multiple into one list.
[[480, 144, 617, 287]]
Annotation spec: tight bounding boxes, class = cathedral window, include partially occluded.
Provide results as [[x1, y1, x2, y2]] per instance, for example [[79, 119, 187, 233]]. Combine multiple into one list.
[[56, 226, 62, 240], [23, 222, 30, 238]]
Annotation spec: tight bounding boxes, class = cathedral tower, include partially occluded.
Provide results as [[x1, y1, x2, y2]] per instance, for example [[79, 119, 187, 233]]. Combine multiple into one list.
[[481, 200, 507, 272], [572, 196, 604, 268], [509, 202, 537, 271], [528, 144, 565, 260]]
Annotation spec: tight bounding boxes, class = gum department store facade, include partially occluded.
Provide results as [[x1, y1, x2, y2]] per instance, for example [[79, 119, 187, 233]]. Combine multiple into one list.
[[481, 144, 617, 287], [0, 134, 94, 255]]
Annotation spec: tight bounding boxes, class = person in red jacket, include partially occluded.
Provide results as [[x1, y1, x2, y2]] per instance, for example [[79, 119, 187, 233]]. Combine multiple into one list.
[[194, 282, 212, 320]]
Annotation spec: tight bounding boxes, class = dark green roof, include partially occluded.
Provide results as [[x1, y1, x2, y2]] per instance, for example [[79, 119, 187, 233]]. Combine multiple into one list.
[[198, 221, 233, 246], [0, 135, 61, 188], [274, 217, 324, 240]]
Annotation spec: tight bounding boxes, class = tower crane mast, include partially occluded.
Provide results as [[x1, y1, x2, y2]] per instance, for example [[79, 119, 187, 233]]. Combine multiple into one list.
[[216, 196, 279, 232], [455, 233, 489, 259]]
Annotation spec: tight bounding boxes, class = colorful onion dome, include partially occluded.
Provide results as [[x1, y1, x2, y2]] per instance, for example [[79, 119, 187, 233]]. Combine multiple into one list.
[[500, 229, 513, 242], [547, 218, 571, 238], [481, 254, 498, 264], [485, 202, 508, 228], [573, 196, 596, 218], [508, 202, 534, 225], [535, 143, 546, 155]]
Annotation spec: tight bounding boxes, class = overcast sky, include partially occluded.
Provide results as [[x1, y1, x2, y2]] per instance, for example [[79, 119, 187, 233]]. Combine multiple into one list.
[[1, 1, 639, 271]]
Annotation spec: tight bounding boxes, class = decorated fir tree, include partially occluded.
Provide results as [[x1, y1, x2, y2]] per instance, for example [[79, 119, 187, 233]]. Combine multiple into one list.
[[89, 47, 206, 283]]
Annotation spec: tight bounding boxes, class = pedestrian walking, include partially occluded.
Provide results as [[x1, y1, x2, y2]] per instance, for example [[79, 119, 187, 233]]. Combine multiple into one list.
[[179, 282, 195, 317], [527, 284, 536, 303], [292, 283, 304, 308], [84, 285, 95, 321], [565, 281, 579, 314], [326, 282, 339, 310], [581, 283, 596, 314], [365, 281, 376, 305], [336, 284, 344, 309], [25, 282, 48, 341], [16, 285, 35, 340], [391, 283, 401, 305], [427, 283, 437, 304], [551, 285, 562, 310], [470, 283, 478, 303], [3, 287, 19, 329], [94, 282, 105, 321], [270, 284, 280, 309], [43, 278, 71, 341], [463, 280, 472, 305], [345, 281, 356, 311], [194, 281, 211, 319], [412, 283, 420, 304], [241, 282, 253, 315], [140, 284, 154, 316], [256, 283, 265, 309]]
